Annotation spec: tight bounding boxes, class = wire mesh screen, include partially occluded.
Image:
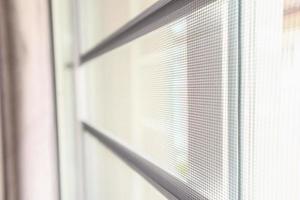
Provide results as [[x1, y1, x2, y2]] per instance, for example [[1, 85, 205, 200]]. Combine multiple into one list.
[[50, 0, 300, 199], [78, 0, 239, 199]]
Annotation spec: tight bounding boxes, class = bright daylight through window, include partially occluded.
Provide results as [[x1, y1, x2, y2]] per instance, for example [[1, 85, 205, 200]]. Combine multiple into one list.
[[50, 0, 300, 200]]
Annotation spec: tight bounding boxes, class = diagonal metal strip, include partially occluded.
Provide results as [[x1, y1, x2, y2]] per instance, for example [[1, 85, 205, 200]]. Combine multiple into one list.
[[80, 0, 215, 64], [82, 122, 208, 200]]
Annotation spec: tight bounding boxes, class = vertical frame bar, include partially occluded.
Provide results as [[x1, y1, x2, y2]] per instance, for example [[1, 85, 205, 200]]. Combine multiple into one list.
[[71, 0, 85, 199], [227, 0, 240, 199]]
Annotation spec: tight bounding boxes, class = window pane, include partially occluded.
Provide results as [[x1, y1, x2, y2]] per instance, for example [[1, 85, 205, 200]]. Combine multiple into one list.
[[79, 0, 159, 52], [78, 1, 238, 199]]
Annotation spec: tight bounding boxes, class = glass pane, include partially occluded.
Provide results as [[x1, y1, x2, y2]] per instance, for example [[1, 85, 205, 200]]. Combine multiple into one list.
[[77, 1, 238, 199], [84, 133, 166, 200], [79, 0, 159, 52]]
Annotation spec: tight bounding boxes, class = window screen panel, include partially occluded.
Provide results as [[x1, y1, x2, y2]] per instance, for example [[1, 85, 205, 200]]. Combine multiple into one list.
[[50, 0, 300, 199], [78, 0, 239, 199], [79, 0, 159, 52]]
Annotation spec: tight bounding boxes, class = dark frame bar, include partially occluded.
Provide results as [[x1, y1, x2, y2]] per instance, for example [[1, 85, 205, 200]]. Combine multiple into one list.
[[82, 122, 208, 200]]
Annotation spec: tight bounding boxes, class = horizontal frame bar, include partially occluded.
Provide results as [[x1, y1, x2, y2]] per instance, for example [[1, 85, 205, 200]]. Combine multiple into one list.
[[82, 122, 207, 200], [80, 0, 215, 64]]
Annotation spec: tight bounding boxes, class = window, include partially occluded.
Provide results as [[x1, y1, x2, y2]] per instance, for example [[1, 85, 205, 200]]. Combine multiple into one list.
[[51, 0, 300, 200], [77, 0, 238, 199]]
